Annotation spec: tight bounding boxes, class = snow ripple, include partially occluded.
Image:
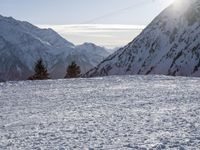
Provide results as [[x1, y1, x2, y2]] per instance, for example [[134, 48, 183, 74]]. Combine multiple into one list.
[[0, 75, 200, 149]]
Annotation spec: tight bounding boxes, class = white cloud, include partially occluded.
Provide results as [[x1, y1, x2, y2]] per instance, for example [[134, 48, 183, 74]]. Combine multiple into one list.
[[37, 24, 145, 48]]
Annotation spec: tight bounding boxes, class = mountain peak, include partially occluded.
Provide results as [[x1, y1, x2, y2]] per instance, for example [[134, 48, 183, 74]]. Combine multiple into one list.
[[85, 0, 200, 77], [0, 15, 110, 81], [80, 42, 100, 48]]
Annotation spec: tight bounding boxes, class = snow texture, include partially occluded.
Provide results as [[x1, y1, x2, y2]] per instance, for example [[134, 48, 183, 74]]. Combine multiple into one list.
[[1, 75, 200, 149]]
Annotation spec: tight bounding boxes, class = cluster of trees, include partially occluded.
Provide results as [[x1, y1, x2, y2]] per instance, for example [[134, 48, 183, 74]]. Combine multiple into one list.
[[28, 58, 81, 80]]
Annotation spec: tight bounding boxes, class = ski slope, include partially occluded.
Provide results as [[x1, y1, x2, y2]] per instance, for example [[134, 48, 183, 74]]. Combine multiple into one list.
[[0, 75, 200, 149]]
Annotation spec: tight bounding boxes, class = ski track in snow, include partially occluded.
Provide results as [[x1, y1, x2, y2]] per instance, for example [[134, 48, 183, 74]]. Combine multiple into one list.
[[0, 75, 200, 150]]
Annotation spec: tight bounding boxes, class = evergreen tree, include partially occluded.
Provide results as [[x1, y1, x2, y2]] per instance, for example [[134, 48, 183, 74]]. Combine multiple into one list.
[[28, 58, 50, 80], [65, 61, 81, 78]]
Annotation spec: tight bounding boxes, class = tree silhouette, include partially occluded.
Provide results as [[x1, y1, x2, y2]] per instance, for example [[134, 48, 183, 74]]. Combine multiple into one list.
[[65, 61, 81, 78], [28, 58, 50, 80]]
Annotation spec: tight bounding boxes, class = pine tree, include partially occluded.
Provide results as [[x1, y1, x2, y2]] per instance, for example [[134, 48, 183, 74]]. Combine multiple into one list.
[[28, 58, 50, 80], [65, 61, 81, 78]]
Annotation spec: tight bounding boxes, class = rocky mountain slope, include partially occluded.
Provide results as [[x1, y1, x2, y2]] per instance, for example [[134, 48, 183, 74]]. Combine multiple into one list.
[[85, 0, 200, 77], [0, 15, 109, 81]]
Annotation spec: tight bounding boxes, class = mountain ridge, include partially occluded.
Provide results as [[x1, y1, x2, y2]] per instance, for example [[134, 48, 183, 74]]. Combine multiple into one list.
[[0, 15, 110, 81], [85, 0, 200, 77]]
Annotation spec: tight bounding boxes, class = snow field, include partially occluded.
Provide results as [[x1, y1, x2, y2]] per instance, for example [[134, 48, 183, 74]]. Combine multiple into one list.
[[0, 75, 200, 149]]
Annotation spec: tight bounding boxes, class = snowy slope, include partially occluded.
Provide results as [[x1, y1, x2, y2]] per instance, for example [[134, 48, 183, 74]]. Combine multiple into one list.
[[85, 0, 200, 77], [50, 43, 110, 78], [0, 15, 109, 80], [1, 75, 200, 149], [76, 43, 110, 66]]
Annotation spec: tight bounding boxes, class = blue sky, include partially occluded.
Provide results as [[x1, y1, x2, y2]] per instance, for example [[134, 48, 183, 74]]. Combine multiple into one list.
[[0, 0, 174, 47]]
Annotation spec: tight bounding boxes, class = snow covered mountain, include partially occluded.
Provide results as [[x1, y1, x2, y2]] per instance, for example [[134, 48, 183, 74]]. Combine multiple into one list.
[[0, 15, 109, 81], [51, 43, 109, 78], [85, 0, 200, 77], [76, 43, 109, 66]]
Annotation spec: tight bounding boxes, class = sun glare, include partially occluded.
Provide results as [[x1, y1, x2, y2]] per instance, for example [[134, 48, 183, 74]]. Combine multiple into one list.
[[160, 0, 175, 8], [166, 0, 182, 6], [172, 0, 187, 10]]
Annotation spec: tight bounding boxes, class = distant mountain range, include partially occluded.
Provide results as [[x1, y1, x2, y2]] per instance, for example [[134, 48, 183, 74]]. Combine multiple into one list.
[[85, 0, 200, 77], [0, 15, 110, 81]]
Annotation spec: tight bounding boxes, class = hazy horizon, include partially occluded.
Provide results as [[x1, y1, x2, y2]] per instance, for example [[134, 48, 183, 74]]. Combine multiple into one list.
[[38, 24, 146, 48], [0, 0, 174, 48]]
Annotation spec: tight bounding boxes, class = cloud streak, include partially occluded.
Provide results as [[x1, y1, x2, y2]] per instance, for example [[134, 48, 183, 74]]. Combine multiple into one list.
[[38, 24, 145, 48]]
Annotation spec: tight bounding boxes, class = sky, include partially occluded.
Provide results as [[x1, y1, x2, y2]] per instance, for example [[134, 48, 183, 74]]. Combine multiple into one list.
[[0, 0, 174, 48]]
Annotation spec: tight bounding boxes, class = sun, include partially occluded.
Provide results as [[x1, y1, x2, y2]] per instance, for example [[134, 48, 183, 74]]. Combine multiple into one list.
[[160, 0, 183, 9], [166, 0, 182, 6], [172, 0, 187, 10], [161, 0, 176, 8]]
